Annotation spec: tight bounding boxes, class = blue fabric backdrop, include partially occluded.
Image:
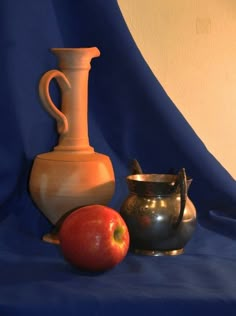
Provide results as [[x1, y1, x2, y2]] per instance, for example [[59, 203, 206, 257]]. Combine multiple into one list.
[[0, 0, 236, 315]]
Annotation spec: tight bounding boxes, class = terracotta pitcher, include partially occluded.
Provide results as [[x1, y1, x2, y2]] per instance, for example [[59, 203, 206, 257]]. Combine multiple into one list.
[[29, 48, 115, 242]]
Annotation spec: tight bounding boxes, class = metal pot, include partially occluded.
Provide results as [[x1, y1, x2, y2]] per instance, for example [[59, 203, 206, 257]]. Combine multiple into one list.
[[120, 168, 196, 256]]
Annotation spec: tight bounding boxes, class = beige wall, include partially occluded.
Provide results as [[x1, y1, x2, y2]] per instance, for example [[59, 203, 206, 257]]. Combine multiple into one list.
[[118, 0, 236, 178]]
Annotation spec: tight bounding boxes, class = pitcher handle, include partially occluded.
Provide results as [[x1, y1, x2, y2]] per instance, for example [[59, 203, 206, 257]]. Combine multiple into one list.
[[39, 69, 71, 135], [174, 168, 187, 228]]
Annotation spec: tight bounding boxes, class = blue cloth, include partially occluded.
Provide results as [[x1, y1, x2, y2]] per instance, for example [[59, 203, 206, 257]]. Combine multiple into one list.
[[0, 0, 236, 314]]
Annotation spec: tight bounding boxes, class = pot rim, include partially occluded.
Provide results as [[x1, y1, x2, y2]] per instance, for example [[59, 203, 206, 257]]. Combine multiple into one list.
[[126, 173, 192, 184]]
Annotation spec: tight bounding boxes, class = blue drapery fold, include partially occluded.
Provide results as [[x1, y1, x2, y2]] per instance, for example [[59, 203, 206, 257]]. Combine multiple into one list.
[[0, 0, 236, 314]]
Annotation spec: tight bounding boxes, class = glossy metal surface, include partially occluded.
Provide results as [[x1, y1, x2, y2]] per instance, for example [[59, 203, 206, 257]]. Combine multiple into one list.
[[134, 248, 184, 256], [120, 170, 196, 256]]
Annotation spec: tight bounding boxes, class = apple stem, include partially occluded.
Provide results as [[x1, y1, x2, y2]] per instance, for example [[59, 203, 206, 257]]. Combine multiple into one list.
[[114, 227, 123, 243]]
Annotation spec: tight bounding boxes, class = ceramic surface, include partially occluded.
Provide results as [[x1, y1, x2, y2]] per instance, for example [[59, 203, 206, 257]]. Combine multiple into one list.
[[29, 48, 115, 226]]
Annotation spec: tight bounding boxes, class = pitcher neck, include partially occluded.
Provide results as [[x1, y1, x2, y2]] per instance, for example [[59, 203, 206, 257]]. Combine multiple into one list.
[[52, 47, 100, 152]]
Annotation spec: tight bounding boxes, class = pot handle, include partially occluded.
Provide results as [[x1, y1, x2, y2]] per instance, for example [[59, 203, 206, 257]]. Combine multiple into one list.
[[130, 159, 143, 175], [174, 168, 187, 228], [39, 69, 71, 135]]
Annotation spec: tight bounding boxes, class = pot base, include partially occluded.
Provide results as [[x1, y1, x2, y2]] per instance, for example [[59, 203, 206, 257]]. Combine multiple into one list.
[[133, 248, 184, 256]]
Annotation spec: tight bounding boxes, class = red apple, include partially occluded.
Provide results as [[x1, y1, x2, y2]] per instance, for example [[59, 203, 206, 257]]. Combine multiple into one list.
[[59, 204, 130, 272]]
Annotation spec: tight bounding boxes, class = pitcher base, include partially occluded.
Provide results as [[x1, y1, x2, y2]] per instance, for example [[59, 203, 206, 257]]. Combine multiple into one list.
[[42, 231, 60, 245]]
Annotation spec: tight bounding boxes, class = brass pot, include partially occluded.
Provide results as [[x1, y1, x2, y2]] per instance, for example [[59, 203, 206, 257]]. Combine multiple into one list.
[[120, 168, 196, 256]]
